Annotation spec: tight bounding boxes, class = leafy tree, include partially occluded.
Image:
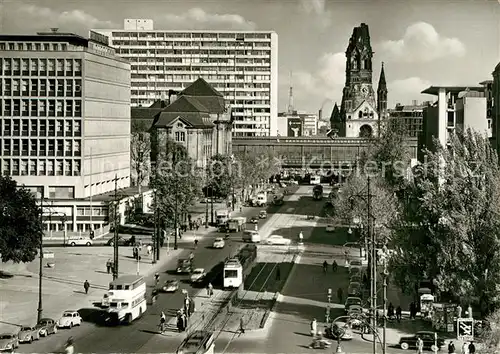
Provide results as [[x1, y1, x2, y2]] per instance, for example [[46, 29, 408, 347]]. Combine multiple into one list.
[[390, 129, 500, 314], [207, 154, 238, 199], [130, 131, 151, 189], [479, 309, 500, 353], [152, 140, 202, 231], [234, 149, 281, 199], [0, 176, 43, 263], [332, 173, 399, 240]]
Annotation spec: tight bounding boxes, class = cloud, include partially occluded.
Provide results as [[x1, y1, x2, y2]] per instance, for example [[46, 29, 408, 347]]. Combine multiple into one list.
[[294, 52, 346, 107], [15, 4, 116, 33], [158, 8, 256, 30], [387, 77, 432, 106], [380, 22, 466, 62], [298, 0, 331, 30]]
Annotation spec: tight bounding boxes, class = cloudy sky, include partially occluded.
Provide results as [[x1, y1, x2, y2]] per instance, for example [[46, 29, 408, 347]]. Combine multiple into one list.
[[1, 0, 499, 115]]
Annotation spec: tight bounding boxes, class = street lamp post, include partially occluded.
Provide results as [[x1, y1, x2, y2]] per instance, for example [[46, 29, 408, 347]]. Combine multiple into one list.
[[37, 196, 44, 323]]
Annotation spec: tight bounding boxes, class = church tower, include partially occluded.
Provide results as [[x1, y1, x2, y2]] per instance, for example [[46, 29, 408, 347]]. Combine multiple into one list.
[[377, 62, 388, 135], [339, 23, 379, 138]]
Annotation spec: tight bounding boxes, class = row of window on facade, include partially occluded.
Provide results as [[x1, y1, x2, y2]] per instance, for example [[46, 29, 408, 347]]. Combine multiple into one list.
[[0, 58, 82, 76], [112, 31, 271, 39], [1, 138, 81, 157], [2, 158, 81, 177], [1, 78, 82, 97], [1, 118, 81, 137], [1, 99, 82, 118], [43, 223, 106, 232], [114, 41, 271, 49], [130, 66, 271, 74], [0, 42, 71, 52]]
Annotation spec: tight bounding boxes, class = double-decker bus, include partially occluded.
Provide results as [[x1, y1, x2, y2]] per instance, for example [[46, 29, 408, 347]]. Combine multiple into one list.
[[105, 275, 147, 325]]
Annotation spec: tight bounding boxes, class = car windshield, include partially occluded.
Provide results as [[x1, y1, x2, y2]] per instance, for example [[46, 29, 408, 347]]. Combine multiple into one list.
[[346, 298, 361, 305], [193, 270, 203, 274], [215, 238, 223, 242], [271, 236, 282, 239], [63, 313, 73, 317], [20, 327, 31, 331], [352, 261, 362, 265], [0, 334, 12, 339]]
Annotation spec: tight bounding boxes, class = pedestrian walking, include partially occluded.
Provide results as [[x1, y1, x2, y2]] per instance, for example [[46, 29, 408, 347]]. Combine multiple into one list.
[[409, 302, 416, 320], [396, 305, 402, 322], [467, 305, 473, 319], [176, 312, 183, 332], [448, 341, 455, 354], [461, 341, 468, 354], [276, 266, 281, 281], [310, 318, 317, 337], [83, 280, 90, 294], [188, 298, 195, 316], [456, 304, 462, 318], [147, 244, 152, 255], [416, 337, 424, 354], [468, 342, 475, 354], [337, 287, 343, 304], [181, 313, 188, 331], [322, 260, 328, 274], [207, 282, 213, 297], [240, 317, 245, 334], [387, 303, 395, 319], [106, 259, 112, 274]]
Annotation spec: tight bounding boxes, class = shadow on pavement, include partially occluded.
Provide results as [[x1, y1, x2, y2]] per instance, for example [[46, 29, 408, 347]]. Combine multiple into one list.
[[273, 301, 344, 323], [244, 262, 293, 293], [0, 271, 14, 279], [281, 263, 351, 304], [78, 308, 109, 326]]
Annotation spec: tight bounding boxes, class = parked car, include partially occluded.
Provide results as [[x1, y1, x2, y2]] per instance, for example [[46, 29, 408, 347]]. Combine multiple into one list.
[[398, 331, 444, 351], [349, 259, 363, 270], [0, 334, 19, 352], [259, 210, 267, 219], [348, 282, 362, 296], [106, 236, 135, 247], [266, 235, 292, 246], [349, 267, 361, 277], [68, 237, 92, 246], [57, 310, 82, 328], [36, 318, 58, 337], [161, 280, 179, 293], [250, 217, 259, 224], [324, 322, 353, 341], [212, 238, 225, 249], [18, 326, 39, 343], [350, 274, 362, 283], [344, 297, 362, 314], [190, 268, 206, 283], [326, 225, 335, 232]]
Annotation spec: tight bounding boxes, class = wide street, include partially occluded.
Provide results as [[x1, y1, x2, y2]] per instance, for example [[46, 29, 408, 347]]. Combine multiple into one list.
[[15, 185, 300, 353]]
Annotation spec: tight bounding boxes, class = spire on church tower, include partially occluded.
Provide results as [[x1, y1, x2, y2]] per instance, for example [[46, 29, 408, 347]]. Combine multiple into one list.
[[377, 62, 388, 119]]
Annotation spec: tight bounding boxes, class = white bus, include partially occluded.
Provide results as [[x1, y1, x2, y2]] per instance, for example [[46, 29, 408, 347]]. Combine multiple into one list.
[[223, 258, 243, 288], [310, 175, 321, 185], [105, 275, 147, 324]]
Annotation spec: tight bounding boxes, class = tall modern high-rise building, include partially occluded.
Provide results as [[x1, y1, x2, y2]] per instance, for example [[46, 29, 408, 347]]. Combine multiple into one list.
[[0, 30, 131, 233], [93, 19, 278, 137]]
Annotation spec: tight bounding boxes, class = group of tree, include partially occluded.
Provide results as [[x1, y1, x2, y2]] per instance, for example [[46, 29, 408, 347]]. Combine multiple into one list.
[[130, 120, 151, 190], [332, 119, 500, 347]]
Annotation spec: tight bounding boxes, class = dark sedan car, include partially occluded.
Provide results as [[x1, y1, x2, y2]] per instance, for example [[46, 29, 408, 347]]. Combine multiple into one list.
[[36, 318, 58, 337], [250, 217, 259, 224], [399, 331, 444, 351]]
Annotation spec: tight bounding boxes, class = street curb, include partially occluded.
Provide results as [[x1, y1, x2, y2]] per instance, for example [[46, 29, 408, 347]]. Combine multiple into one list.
[[259, 252, 302, 329]]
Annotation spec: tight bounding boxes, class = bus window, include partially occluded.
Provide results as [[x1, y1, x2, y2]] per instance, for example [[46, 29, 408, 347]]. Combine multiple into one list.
[[110, 302, 118, 308], [121, 302, 129, 308], [125, 285, 130, 290], [224, 270, 238, 278], [117, 285, 123, 290]]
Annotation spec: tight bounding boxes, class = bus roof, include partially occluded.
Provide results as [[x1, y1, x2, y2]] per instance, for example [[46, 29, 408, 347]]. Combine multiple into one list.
[[110, 275, 144, 285]]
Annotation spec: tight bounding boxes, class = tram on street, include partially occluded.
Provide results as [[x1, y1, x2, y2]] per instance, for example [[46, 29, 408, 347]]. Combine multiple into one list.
[[105, 274, 147, 325], [223, 258, 243, 288]]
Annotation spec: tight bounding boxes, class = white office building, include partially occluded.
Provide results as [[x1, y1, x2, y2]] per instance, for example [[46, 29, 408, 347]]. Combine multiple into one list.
[[93, 19, 278, 137]]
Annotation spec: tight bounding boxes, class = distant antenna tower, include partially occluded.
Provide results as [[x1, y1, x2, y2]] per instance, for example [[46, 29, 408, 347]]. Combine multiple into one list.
[[287, 71, 294, 114], [50, 28, 59, 33]]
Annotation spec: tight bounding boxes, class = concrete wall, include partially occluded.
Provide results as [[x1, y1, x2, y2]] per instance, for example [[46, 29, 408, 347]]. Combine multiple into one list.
[[82, 51, 131, 198], [462, 96, 488, 136]]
